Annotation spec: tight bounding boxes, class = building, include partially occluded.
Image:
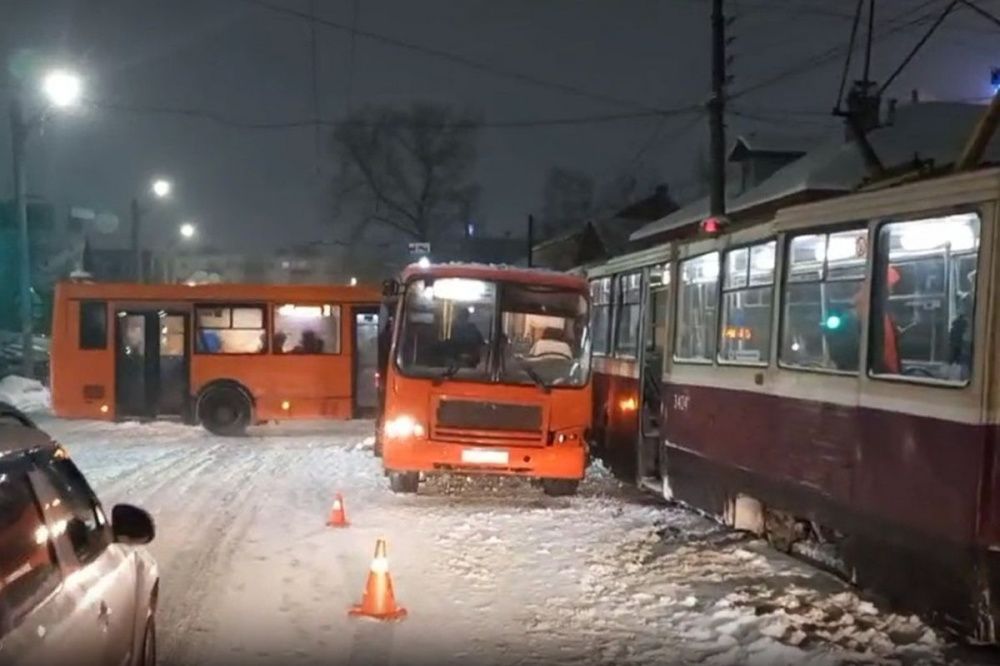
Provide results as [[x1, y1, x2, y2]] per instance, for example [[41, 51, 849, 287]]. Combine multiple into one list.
[[631, 101, 1000, 245], [530, 184, 680, 271]]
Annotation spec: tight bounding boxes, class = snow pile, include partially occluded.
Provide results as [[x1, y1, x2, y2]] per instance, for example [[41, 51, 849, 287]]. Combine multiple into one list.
[[537, 520, 947, 665], [0, 375, 51, 413]]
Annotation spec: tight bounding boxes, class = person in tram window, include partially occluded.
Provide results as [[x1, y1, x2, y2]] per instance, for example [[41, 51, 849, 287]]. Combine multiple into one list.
[[870, 265, 902, 375], [825, 266, 901, 373]]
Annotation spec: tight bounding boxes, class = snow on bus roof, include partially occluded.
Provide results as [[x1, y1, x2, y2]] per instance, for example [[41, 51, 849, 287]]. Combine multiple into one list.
[[399, 261, 586, 288]]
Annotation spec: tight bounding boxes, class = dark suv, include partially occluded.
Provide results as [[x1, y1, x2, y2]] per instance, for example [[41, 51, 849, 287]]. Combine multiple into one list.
[[0, 403, 159, 666]]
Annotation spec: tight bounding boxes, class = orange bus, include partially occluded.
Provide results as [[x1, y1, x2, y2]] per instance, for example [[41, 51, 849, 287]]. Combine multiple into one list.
[[379, 263, 592, 495], [50, 281, 381, 435]]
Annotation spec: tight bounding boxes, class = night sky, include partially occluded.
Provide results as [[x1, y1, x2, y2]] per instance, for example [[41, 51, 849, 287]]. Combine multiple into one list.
[[2, 0, 998, 253]]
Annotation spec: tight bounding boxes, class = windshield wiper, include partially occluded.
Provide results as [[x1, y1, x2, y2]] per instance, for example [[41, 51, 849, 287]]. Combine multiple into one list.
[[514, 357, 550, 394], [431, 361, 461, 385]]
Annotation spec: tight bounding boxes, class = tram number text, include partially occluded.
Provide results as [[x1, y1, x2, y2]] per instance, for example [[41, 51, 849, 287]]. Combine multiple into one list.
[[673, 394, 690, 412]]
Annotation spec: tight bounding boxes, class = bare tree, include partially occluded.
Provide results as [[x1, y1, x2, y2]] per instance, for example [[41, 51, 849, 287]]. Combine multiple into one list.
[[331, 102, 481, 243], [538, 166, 595, 237]]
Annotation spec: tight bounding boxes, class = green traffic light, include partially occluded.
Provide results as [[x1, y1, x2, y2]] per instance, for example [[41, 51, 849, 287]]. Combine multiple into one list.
[[824, 314, 843, 330]]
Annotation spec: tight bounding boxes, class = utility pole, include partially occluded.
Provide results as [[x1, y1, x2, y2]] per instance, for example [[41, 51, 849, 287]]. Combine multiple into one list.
[[708, 0, 727, 217], [130, 197, 143, 282], [9, 96, 33, 378]]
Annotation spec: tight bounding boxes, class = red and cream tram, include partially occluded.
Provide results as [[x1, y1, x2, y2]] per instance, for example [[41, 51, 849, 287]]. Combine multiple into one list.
[[587, 166, 1000, 641]]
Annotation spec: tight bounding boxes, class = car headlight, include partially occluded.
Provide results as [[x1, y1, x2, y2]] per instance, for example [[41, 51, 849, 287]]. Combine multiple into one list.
[[384, 414, 426, 439]]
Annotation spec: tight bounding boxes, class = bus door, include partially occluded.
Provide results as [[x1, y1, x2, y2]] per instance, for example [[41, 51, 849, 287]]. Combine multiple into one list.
[[352, 307, 380, 418], [638, 264, 670, 486], [114, 310, 189, 420]]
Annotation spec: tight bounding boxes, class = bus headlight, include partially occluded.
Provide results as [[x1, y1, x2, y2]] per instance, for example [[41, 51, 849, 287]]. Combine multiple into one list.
[[384, 414, 426, 439]]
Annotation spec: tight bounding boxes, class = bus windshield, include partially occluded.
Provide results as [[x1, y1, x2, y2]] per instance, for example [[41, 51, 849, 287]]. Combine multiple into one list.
[[396, 277, 590, 387]]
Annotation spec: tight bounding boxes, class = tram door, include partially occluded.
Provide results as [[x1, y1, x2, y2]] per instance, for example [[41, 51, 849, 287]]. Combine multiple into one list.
[[353, 308, 380, 418], [115, 310, 189, 420], [638, 264, 670, 484]]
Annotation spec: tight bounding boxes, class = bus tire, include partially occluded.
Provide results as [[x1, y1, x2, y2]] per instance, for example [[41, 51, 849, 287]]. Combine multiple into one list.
[[197, 384, 252, 437], [388, 471, 419, 493], [541, 479, 579, 497]]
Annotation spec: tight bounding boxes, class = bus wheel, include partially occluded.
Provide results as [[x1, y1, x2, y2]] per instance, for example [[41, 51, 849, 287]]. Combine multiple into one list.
[[198, 385, 251, 437], [541, 479, 579, 497], [388, 471, 419, 493]]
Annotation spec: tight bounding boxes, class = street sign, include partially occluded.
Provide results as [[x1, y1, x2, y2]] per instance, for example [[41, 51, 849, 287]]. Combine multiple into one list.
[[408, 242, 430, 256]]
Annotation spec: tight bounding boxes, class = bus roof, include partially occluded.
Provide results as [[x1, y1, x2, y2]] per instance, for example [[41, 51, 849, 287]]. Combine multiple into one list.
[[54, 281, 381, 303], [400, 262, 586, 291]]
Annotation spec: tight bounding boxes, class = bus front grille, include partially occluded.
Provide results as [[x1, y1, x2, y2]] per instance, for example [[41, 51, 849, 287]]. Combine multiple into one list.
[[433, 398, 544, 445]]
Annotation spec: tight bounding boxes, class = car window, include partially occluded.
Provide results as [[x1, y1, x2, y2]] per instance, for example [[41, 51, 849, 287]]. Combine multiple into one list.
[[0, 468, 61, 635], [38, 458, 111, 566]]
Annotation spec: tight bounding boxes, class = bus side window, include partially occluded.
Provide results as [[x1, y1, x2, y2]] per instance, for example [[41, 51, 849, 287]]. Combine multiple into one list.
[[79, 301, 107, 350], [869, 213, 980, 385]]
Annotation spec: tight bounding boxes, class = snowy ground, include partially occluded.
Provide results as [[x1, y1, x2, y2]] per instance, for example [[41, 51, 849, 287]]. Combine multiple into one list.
[[28, 415, 1000, 666]]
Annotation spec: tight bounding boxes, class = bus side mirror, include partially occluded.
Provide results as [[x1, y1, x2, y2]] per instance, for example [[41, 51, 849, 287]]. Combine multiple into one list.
[[382, 279, 400, 297]]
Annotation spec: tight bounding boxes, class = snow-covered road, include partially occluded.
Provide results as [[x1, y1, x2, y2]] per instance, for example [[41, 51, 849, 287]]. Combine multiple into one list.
[[31, 416, 994, 666]]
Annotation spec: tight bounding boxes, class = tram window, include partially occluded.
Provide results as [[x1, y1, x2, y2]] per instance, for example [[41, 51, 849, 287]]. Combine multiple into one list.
[[645, 263, 671, 354], [590, 278, 612, 355], [675, 252, 720, 362], [720, 241, 775, 365], [613, 272, 642, 357], [869, 213, 980, 385], [780, 228, 868, 372]]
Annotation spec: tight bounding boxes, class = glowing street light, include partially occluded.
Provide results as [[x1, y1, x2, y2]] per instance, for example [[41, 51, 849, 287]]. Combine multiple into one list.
[[41, 69, 83, 109], [179, 222, 197, 239], [417, 256, 431, 269], [151, 178, 173, 199]]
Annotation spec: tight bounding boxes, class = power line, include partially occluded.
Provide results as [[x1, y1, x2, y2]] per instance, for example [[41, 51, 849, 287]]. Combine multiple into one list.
[[90, 98, 702, 130], [730, 0, 944, 100], [231, 0, 663, 112]]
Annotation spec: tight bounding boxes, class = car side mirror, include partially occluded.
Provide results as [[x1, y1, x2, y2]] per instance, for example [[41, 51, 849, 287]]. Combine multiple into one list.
[[112, 504, 155, 545]]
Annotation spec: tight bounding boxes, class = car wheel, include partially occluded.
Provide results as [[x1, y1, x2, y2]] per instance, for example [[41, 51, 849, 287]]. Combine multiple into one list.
[[198, 386, 251, 437], [388, 471, 419, 493], [140, 615, 156, 666], [541, 479, 579, 497]]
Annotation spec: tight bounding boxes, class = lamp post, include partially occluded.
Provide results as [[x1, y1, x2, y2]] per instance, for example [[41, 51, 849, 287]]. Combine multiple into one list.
[[131, 177, 173, 282], [9, 67, 82, 378]]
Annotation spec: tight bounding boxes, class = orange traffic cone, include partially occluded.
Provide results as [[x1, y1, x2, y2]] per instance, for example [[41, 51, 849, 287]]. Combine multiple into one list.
[[327, 493, 349, 527], [349, 538, 407, 620]]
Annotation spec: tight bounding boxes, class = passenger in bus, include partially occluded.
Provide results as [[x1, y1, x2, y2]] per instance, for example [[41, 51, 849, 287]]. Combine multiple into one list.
[[446, 308, 485, 367], [530, 327, 572, 358], [272, 332, 287, 354], [293, 330, 324, 354], [198, 329, 222, 354]]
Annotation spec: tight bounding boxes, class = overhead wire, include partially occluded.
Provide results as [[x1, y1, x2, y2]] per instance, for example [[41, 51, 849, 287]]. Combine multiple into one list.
[[230, 0, 664, 113], [88, 98, 702, 130]]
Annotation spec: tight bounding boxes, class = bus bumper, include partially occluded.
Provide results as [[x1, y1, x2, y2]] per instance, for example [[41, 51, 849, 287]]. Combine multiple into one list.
[[383, 439, 586, 480]]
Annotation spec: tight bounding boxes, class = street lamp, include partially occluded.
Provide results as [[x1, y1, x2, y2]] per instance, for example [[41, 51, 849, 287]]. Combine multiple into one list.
[[151, 178, 172, 199], [131, 176, 174, 283], [40, 69, 83, 109], [10, 66, 83, 378], [164, 222, 198, 283]]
